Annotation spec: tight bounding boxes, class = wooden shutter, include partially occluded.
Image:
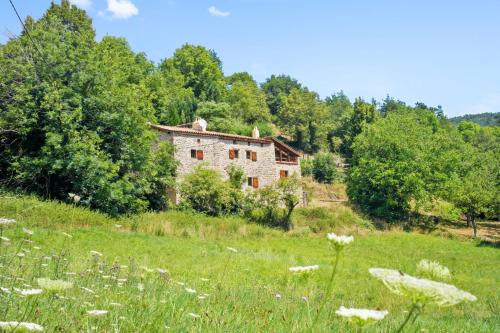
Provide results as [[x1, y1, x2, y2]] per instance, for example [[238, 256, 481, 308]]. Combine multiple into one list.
[[196, 150, 204, 160], [229, 148, 235, 160], [280, 170, 287, 178], [251, 151, 257, 161], [252, 177, 259, 188]]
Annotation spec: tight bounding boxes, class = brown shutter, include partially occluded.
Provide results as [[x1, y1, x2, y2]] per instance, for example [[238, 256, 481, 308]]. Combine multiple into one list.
[[251, 151, 257, 161], [252, 177, 259, 188], [196, 150, 204, 160], [229, 148, 235, 160], [280, 170, 286, 178]]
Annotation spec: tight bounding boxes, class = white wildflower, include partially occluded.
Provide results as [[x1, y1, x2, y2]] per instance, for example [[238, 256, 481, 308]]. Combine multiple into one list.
[[81, 287, 94, 294], [226, 247, 238, 253], [86, 310, 108, 316], [33, 246, 41, 250], [116, 278, 127, 283], [109, 302, 122, 307], [22, 228, 34, 236], [200, 278, 210, 282], [416, 259, 451, 281], [198, 295, 207, 300], [289, 265, 320, 274], [326, 233, 354, 250], [369, 268, 477, 307], [137, 283, 144, 292], [275, 293, 281, 300], [157, 268, 168, 274], [37, 278, 73, 292], [114, 224, 122, 228], [175, 281, 185, 286], [336, 306, 388, 326], [16, 288, 43, 297], [0, 236, 10, 242], [1, 287, 10, 294], [187, 313, 200, 319], [0, 218, 16, 227], [16, 253, 25, 258], [90, 251, 102, 257], [185, 288, 196, 294], [61, 232, 72, 238], [0, 321, 44, 332]]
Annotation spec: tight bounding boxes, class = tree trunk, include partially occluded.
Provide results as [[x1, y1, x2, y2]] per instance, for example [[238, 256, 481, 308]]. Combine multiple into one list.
[[466, 213, 471, 227], [470, 213, 478, 238]]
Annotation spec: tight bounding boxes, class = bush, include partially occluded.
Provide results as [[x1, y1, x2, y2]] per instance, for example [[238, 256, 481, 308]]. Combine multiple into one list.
[[300, 159, 313, 177], [179, 165, 242, 216], [312, 152, 338, 184], [243, 176, 300, 230], [226, 164, 245, 189]]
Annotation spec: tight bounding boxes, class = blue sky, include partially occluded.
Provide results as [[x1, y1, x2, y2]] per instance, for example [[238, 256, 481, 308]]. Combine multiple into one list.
[[1, 0, 499, 117]]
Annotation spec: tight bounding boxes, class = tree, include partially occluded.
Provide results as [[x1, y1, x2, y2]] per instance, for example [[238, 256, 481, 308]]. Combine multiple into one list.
[[226, 72, 271, 123], [325, 91, 353, 152], [347, 110, 446, 220], [0, 1, 176, 215], [277, 88, 328, 152], [312, 152, 338, 184], [261, 74, 302, 115], [166, 44, 226, 102]]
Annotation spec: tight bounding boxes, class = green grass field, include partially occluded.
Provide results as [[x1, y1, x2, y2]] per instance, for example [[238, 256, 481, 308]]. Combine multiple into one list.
[[0, 194, 498, 332]]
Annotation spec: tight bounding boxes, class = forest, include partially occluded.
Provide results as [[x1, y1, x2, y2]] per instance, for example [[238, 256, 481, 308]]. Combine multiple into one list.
[[0, 1, 498, 227]]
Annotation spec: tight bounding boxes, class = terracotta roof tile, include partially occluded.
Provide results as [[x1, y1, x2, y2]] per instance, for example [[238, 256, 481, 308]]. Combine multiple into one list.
[[151, 124, 272, 144]]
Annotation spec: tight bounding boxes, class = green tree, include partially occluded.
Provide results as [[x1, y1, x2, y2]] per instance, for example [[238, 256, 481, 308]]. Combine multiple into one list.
[[226, 72, 271, 123], [0, 1, 176, 215], [325, 91, 353, 152], [166, 44, 226, 102], [312, 152, 338, 184], [277, 88, 328, 152], [261, 74, 302, 115]]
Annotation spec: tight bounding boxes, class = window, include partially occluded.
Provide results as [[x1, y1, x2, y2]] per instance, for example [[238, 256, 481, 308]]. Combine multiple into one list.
[[246, 151, 257, 161], [246, 150, 251, 159], [191, 150, 196, 158], [196, 150, 204, 160], [197, 139, 201, 143], [229, 148, 239, 160], [248, 177, 259, 188], [280, 170, 289, 178], [251, 151, 257, 161]]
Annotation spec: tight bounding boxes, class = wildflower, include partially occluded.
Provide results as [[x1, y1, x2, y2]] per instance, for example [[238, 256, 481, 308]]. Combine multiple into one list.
[[137, 283, 144, 292], [68, 193, 81, 204], [86, 310, 108, 316], [114, 224, 122, 228], [185, 288, 196, 294], [117, 278, 127, 283], [0, 236, 10, 242], [16, 253, 25, 258], [187, 313, 200, 319], [61, 232, 72, 238], [90, 251, 102, 257], [416, 259, 451, 281], [81, 287, 94, 294], [0, 322, 44, 332], [335, 306, 388, 327], [1, 287, 10, 294], [109, 302, 122, 307], [65, 272, 76, 276], [289, 265, 320, 274], [22, 228, 34, 236], [16, 288, 43, 297], [200, 278, 210, 282], [37, 278, 73, 292], [157, 268, 168, 274], [176, 281, 185, 286], [33, 246, 41, 250], [226, 247, 238, 253], [275, 293, 281, 300], [301, 296, 308, 302], [369, 268, 477, 307], [0, 218, 16, 227], [198, 295, 207, 300], [326, 233, 354, 250]]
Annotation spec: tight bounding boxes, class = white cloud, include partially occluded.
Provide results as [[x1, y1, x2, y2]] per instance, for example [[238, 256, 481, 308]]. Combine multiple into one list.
[[208, 6, 230, 17], [107, 0, 138, 19], [69, 0, 92, 9]]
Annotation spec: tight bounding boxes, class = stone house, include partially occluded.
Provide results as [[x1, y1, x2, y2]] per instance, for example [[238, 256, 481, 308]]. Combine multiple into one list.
[[151, 119, 301, 203]]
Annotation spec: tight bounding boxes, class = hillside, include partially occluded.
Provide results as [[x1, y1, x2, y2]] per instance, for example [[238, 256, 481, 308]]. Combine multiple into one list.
[[449, 112, 499, 126], [0, 194, 498, 332]]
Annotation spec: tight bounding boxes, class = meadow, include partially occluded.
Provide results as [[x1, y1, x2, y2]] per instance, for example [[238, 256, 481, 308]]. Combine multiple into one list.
[[0, 194, 498, 332]]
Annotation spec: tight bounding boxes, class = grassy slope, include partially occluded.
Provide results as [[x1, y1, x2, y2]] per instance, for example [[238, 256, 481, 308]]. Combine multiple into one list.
[[0, 194, 499, 332]]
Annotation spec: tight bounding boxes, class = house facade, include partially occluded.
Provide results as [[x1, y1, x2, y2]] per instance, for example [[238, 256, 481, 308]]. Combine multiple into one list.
[[151, 119, 300, 203]]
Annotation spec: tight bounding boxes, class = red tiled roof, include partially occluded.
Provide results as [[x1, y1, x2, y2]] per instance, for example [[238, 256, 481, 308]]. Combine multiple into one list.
[[151, 124, 272, 144]]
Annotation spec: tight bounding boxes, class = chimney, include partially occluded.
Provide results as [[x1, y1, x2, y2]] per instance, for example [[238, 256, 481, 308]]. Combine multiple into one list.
[[252, 126, 260, 138], [192, 118, 207, 132]]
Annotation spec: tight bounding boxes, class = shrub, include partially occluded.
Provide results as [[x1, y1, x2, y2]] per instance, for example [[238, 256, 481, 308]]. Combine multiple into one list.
[[225, 164, 246, 189], [312, 152, 338, 184], [243, 176, 300, 230], [300, 159, 313, 177], [179, 165, 242, 216]]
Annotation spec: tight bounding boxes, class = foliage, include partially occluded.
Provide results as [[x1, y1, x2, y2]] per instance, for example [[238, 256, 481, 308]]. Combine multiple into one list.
[[346, 110, 458, 220], [226, 72, 271, 123], [277, 89, 329, 153], [300, 159, 313, 177], [260, 74, 302, 115], [225, 164, 246, 189], [166, 44, 226, 102], [312, 152, 338, 184], [244, 176, 300, 230], [0, 1, 176, 216], [179, 164, 242, 216], [450, 112, 500, 127]]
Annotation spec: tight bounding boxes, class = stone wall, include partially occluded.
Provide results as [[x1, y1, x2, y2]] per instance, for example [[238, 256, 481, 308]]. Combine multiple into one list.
[[158, 131, 301, 202]]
